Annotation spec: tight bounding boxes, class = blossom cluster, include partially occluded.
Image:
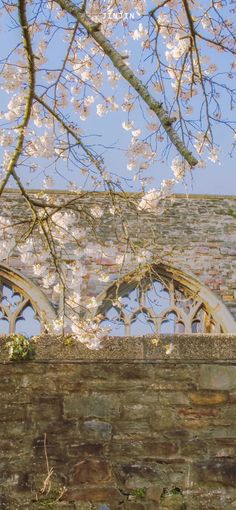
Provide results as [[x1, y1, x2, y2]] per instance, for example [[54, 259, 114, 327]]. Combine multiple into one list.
[[0, 0, 234, 195], [0, 201, 121, 348]]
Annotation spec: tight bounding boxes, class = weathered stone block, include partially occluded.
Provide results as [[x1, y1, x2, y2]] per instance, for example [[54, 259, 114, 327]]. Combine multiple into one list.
[[28, 399, 62, 429], [68, 442, 104, 458], [158, 391, 190, 406], [188, 390, 228, 405], [160, 493, 186, 510], [0, 404, 26, 422], [109, 440, 178, 459], [123, 503, 146, 510], [82, 420, 112, 440], [72, 458, 112, 484], [64, 487, 123, 503], [63, 393, 120, 420], [200, 365, 236, 391], [116, 462, 174, 488], [74, 504, 100, 510], [122, 404, 154, 420], [180, 439, 208, 458], [146, 485, 163, 502], [207, 439, 236, 458], [151, 408, 178, 432], [122, 391, 158, 406], [113, 420, 150, 439], [194, 458, 236, 486]]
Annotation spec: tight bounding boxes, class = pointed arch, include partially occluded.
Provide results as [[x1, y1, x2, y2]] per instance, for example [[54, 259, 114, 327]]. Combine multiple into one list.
[[95, 262, 236, 335], [0, 264, 56, 336]]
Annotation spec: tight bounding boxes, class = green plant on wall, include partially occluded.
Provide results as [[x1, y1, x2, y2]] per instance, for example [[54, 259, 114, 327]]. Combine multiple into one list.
[[33, 484, 67, 508], [160, 487, 187, 510], [132, 487, 146, 499], [228, 208, 236, 219], [34, 497, 57, 508], [161, 487, 183, 499], [7, 334, 36, 361]]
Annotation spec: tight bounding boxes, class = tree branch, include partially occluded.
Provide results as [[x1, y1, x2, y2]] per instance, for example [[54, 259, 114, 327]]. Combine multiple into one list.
[[54, 0, 198, 167], [0, 0, 35, 196], [34, 93, 106, 175]]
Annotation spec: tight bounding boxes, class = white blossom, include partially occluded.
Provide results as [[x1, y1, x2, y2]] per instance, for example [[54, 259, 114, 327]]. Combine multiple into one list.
[[98, 272, 110, 282], [122, 121, 134, 130], [132, 23, 147, 40], [107, 70, 120, 87], [0, 132, 14, 147], [43, 272, 57, 288], [43, 176, 55, 188], [96, 104, 107, 117], [90, 206, 104, 218], [66, 291, 81, 309], [171, 157, 187, 181], [52, 211, 76, 229], [0, 239, 16, 260], [208, 147, 219, 163], [132, 129, 141, 138], [165, 343, 175, 355], [33, 263, 46, 277], [138, 188, 161, 211], [86, 296, 98, 310]]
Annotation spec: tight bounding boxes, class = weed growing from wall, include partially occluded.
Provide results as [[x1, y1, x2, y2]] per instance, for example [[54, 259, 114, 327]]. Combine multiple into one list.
[[7, 334, 36, 361]]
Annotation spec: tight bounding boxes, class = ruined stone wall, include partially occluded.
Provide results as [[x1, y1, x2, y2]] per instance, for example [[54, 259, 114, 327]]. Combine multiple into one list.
[[1, 191, 236, 322], [1, 334, 236, 509]]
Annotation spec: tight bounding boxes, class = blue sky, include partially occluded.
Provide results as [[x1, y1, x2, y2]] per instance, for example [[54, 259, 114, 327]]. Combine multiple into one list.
[[0, 1, 236, 195]]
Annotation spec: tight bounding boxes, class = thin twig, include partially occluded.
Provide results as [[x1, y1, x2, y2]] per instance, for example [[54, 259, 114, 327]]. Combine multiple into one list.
[[0, 0, 35, 195], [54, 0, 198, 167]]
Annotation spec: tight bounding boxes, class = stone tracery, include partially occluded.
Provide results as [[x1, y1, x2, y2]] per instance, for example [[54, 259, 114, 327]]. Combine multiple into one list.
[[0, 278, 41, 336], [0, 265, 56, 337], [98, 265, 227, 335]]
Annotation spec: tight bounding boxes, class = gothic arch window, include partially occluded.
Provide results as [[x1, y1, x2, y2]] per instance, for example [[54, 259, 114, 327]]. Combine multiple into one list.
[[0, 265, 56, 337], [96, 264, 236, 336]]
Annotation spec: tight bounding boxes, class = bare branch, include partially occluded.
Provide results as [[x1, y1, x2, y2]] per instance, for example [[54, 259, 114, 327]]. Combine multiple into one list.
[[54, 0, 198, 167], [0, 0, 35, 196], [34, 93, 107, 175]]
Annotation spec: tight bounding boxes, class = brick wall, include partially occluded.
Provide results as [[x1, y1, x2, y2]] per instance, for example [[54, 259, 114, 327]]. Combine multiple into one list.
[[1, 191, 236, 322], [1, 334, 236, 509]]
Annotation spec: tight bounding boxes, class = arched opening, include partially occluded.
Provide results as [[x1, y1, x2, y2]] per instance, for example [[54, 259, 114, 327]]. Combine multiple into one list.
[[0, 265, 56, 337], [95, 263, 236, 335]]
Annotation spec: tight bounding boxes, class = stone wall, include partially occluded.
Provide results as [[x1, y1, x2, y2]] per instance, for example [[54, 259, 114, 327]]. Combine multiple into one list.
[[1, 191, 236, 323], [2, 334, 236, 509]]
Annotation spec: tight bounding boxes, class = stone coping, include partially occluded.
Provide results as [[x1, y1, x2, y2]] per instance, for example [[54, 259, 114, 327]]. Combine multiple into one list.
[[3, 189, 236, 199], [1, 334, 236, 362]]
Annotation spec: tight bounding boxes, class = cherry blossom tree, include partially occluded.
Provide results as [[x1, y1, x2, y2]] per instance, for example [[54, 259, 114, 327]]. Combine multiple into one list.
[[0, 0, 235, 344]]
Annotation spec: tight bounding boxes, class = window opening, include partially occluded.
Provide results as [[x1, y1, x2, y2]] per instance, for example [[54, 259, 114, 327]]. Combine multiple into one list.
[[98, 268, 222, 335], [0, 280, 41, 336]]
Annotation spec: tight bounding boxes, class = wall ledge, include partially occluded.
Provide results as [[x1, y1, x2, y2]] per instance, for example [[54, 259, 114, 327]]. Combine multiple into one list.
[[1, 334, 236, 362]]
